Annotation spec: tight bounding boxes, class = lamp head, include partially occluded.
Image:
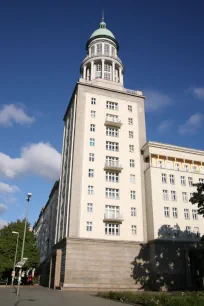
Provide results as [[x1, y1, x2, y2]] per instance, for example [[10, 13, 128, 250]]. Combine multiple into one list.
[[27, 193, 32, 200]]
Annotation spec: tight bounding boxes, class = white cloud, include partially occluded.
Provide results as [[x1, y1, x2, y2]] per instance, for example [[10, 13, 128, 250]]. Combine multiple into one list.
[[0, 219, 7, 229], [158, 120, 173, 133], [145, 90, 172, 112], [0, 204, 7, 215], [192, 88, 204, 101], [0, 104, 35, 127], [178, 113, 203, 135], [0, 142, 61, 181], [0, 182, 19, 193]]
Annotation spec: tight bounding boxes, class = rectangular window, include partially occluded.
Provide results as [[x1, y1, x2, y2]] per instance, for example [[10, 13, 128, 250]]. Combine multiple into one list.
[[91, 97, 96, 105], [130, 159, 135, 167], [86, 221, 92, 231], [164, 207, 170, 217], [171, 190, 177, 201], [181, 176, 186, 186], [162, 173, 167, 183], [186, 226, 191, 233], [128, 118, 133, 125], [96, 64, 102, 78], [199, 178, 204, 184], [131, 207, 137, 216], [130, 174, 136, 183], [88, 169, 94, 178], [90, 124, 95, 132], [106, 113, 119, 122], [89, 153, 95, 162], [88, 185, 94, 195], [96, 43, 102, 55], [194, 227, 199, 235], [104, 43, 110, 55], [129, 131, 134, 138], [131, 225, 137, 235], [129, 145, 134, 153], [87, 203, 93, 212], [128, 105, 132, 112], [106, 172, 119, 183], [158, 160, 163, 168], [192, 165, 197, 172], [105, 223, 120, 236], [91, 46, 95, 56], [105, 205, 119, 219], [106, 127, 119, 137], [106, 141, 119, 152], [130, 190, 136, 200], [163, 190, 168, 201], [192, 209, 198, 220], [105, 188, 119, 199], [106, 156, 119, 167], [169, 174, 175, 184], [188, 177, 193, 186], [90, 138, 95, 146], [184, 209, 190, 220], [175, 163, 180, 171], [182, 192, 188, 202], [106, 101, 118, 110], [184, 164, 189, 172], [91, 110, 96, 118], [172, 207, 178, 218]]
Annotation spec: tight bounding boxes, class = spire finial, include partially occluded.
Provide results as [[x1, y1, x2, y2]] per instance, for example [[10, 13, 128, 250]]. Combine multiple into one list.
[[102, 9, 104, 22]]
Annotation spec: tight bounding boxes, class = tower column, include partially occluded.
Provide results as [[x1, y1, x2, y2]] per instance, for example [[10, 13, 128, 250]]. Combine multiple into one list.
[[112, 61, 115, 82], [83, 65, 87, 79], [119, 66, 122, 84], [91, 60, 94, 80], [121, 70, 124, 85], [102, 59, 105, 79]]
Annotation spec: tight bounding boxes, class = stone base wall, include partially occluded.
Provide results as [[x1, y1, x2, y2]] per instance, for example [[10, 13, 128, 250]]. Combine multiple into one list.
[[61, 237, 142, 290]]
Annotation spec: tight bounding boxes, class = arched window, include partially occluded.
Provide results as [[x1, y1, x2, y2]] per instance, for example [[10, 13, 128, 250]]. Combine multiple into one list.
[[96, 43, 102, 55], [91, 46, 95, 56], [104, 44, 110, 56], [96, 63, 102, 78], [104, 63, 111, 80]]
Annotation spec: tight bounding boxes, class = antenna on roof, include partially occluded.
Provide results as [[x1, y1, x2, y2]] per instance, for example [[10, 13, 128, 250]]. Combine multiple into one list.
[[102, 9, 104, 22]]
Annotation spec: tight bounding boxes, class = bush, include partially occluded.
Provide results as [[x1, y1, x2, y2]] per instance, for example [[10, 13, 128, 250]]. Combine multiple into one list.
[[97, 291, 204, 306]]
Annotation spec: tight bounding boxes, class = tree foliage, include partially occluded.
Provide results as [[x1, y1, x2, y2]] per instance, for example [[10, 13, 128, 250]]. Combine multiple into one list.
[[190, 183, 204, 216], [0, 219, 39, 278]]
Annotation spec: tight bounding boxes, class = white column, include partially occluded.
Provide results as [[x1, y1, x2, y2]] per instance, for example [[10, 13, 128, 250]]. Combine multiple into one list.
[[102, 59, 105, 79], [83, 65, 87, 79], [112, 61, 115, 82], [102, 43, 104, 55], [91, 61, 94, 80], [121, 71, 124, 85], [119, 66, 122, 83]]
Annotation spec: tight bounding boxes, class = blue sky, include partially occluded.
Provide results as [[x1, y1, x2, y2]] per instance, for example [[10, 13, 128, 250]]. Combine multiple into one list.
[[0, 0, 204, 227]]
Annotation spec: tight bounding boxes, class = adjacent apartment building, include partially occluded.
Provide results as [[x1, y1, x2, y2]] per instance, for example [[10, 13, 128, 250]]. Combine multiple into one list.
[[34, 19, 204, 291]]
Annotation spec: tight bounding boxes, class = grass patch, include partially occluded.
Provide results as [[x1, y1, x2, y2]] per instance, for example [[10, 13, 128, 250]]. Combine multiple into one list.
[[97, 291, 204, 306]]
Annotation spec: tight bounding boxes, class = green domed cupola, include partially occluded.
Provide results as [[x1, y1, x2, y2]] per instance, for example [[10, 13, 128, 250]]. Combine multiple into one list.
[[90, 21, 115, 40]]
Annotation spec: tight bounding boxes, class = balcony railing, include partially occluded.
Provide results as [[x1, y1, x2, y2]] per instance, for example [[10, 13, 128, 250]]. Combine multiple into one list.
[[103, 213, 123, 223], [82, 54, 123, 65], [105, 116, 122, 128], [104, 161, 123, 172]]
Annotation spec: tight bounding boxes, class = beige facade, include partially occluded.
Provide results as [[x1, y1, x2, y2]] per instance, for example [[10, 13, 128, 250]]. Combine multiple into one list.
[[142, 142, 204, 241]]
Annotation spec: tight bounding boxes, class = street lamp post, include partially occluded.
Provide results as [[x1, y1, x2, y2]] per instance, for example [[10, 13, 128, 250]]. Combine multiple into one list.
[[17, 193, 32, 296], [12, 231, 19, 286]]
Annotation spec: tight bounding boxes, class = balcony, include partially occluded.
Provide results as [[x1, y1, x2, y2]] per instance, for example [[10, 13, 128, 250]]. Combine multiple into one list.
[[103, 213, 123, 224], [105, 116, 122, 128], [104, 161, 123, 172]]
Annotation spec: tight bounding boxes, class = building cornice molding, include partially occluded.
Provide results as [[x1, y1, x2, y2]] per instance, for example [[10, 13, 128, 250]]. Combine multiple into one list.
[[142, 141, 204, 156]]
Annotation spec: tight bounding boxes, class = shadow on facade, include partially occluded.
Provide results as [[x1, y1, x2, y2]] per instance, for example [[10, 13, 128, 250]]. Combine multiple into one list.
[[131, 224, 204, 291]]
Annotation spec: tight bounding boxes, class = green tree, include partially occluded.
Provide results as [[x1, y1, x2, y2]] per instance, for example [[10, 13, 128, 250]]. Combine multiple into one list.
[[0, 219, 39, 278], [190, 183, 204, 216]]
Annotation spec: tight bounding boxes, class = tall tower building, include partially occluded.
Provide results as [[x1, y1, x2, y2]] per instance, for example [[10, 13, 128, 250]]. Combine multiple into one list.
[[54, 18, 147, 289]]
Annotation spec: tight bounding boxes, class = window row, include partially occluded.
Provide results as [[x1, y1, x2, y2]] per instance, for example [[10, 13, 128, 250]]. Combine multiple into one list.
[[87, 204, 137, 217], [163, 225, 199, 235], [88, 186, 136, 199], [162, 173, 204, 186], [163, 189, 193, 202], [86, 222, 137, 235], [88, 170, 136, 183], [164, 207, 198, 219], [90, 125, 134, 139], [157, 160, 202, 173], [89, 154, 136, 168], [91, 97, 133, 113]]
